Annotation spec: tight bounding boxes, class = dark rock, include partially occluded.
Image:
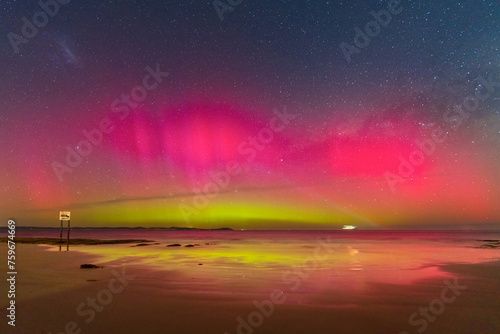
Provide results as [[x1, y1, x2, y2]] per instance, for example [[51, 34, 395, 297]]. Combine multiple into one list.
[[80, 264, 102, 269], [475, 242, 500, 249], [166, 243, 182, 247]]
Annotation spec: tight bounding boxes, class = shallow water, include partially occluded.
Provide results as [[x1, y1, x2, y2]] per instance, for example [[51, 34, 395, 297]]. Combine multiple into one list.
[[5, 230, 500, 334], [36, 230, 500, 293]]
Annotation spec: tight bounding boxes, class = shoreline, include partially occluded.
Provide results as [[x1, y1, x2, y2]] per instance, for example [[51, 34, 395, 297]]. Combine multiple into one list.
[[0, 237, 154, 245]]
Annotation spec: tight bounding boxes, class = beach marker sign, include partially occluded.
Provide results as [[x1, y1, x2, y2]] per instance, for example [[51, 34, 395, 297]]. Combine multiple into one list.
[[59, 211, 71, 251]]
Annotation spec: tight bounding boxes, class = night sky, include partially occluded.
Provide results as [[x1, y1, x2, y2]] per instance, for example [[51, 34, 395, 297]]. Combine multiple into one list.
[[1, 0, 499, 229]]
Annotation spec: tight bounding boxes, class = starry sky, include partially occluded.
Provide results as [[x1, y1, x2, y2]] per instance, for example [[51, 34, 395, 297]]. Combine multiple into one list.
[[1, 0, 500, 229]]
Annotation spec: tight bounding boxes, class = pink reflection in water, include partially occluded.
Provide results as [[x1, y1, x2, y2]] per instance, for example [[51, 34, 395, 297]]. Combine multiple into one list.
[[37, 230, 500, 302]]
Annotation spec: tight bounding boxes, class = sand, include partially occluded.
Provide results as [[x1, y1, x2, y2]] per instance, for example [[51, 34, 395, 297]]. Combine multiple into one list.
[[1, 236, 499, 334]]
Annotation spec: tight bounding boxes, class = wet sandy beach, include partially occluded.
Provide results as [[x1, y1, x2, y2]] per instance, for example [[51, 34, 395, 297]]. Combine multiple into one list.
[[1, 231, 499, 334]]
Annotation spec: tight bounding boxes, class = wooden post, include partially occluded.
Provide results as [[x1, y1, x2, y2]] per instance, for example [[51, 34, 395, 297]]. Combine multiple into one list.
[[59, 219, 63, 251], [59, 211, 71, 251], [67, 220, 71, 251]]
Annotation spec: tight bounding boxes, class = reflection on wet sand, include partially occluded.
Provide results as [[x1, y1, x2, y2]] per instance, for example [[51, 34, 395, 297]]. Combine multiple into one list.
[[57, 233, 499, 297], [7, 231, 500, 334]]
